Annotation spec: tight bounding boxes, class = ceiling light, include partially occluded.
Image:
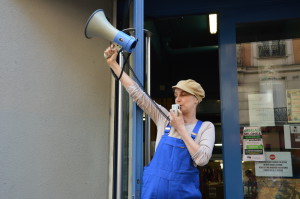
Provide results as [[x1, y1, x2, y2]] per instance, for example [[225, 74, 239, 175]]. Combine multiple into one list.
[[209, 13, 217, 34]]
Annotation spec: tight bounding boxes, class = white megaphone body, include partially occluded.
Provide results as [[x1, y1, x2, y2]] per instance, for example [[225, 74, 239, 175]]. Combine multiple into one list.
[[84, 9, 137, 53]]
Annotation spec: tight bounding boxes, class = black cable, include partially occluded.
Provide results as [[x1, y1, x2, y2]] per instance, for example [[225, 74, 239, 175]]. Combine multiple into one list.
[[118, 51, 130, 81], [110, 49, 129, 81], [120, 51, 170, 122]]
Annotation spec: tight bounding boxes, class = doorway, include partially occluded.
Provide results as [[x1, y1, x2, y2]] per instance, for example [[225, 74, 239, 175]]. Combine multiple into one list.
[[145, 13, 224, 199]]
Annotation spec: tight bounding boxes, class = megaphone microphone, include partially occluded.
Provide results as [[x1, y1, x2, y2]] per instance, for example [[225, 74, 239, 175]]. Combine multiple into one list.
[[84, 9, 137, 53]]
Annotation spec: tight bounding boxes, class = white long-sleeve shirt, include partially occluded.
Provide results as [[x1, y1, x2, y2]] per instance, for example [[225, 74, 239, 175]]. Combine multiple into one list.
[[126, 83, 215, 167]]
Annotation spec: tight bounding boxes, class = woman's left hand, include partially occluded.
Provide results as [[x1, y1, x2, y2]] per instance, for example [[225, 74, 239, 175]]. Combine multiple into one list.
[[169, 109, 185, 135]]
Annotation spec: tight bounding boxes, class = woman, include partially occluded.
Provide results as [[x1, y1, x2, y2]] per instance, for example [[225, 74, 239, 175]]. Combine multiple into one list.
[[104, 45, 215, 199]]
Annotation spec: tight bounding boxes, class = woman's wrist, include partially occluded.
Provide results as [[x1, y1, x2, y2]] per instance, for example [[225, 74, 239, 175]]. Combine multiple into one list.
[[109, 62, 120, 72], [178, 127, 188, 136]]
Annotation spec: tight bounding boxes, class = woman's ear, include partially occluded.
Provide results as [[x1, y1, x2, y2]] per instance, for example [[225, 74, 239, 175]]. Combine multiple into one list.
[[194, 96, 199, 104]]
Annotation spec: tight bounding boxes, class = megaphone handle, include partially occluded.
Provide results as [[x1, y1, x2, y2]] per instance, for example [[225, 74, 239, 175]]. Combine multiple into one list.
[[104, 43, 122, 59]]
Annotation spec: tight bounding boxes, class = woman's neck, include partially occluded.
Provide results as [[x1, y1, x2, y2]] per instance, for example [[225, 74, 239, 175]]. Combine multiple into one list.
[[183, 111, 198, 124]]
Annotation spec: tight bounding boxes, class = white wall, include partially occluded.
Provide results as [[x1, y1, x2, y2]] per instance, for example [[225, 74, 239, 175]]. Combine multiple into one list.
[[0, 0, 113, 198]]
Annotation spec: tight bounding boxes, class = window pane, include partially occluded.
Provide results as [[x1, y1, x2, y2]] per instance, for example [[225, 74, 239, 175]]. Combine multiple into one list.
[[236, 19, 300, 199]]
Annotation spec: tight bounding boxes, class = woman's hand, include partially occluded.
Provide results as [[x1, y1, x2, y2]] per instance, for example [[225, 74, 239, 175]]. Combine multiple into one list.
[[103, 44, 135, 88], [104, 44, 119, 67], [169, 109, 186, 136]]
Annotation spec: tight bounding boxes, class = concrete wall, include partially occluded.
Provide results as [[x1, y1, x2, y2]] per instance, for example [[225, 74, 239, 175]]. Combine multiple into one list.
[[0, 0, 113, 198]]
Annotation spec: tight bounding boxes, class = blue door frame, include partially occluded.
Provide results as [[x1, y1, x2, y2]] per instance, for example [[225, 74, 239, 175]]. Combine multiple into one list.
[[132, 1, 144, 199], [131, 1, 300, 198]]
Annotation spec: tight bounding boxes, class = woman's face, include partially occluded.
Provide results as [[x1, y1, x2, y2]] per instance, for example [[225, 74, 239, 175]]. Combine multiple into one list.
[[174, 88, 198, 114]]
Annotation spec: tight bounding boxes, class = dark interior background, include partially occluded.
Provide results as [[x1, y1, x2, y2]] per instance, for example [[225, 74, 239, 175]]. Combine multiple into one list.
[[144, 14, 221, 125], [145, 15, 219, 100]]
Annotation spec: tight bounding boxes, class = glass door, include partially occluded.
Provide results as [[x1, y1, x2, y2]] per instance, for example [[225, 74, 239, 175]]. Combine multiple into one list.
[[236, 18, 300, 199], [114, 30, 151, 199]]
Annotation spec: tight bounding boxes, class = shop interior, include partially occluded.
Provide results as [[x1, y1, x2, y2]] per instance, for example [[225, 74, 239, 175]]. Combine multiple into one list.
[[144, 14, 224, 199]]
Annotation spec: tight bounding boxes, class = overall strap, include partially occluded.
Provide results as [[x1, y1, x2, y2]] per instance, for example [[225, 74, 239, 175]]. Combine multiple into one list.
[[164, 123, 171, 134], [164, 121, 202, 139], [191, 120, 203, 140]]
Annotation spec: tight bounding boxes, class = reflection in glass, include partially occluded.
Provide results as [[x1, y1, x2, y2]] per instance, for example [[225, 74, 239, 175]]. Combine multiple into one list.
[[237, 19, 300, 199]]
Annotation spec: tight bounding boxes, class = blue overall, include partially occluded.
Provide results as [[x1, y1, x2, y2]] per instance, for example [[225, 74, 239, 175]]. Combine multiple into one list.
[[141, 121, 203, 199]]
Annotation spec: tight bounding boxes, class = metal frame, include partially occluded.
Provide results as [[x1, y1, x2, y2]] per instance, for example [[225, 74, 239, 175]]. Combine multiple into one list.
[[132, 1, 144, 199], [116, 55, 124, 199], [219, 15, 243, 199], [144, 30, 152, 165]]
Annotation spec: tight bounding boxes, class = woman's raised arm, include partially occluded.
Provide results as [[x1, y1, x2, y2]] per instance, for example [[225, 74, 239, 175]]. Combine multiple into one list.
[[104, 45, 135, 89]]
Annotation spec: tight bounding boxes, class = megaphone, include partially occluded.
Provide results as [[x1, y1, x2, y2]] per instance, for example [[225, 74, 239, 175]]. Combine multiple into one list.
[[84, 9, 137, 53]]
